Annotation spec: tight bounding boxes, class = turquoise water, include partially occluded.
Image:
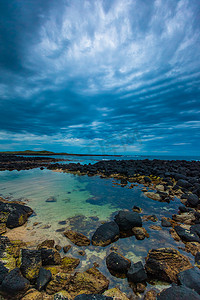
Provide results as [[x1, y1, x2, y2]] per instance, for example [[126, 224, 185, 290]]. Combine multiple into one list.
[[0, 167, 192, 294]]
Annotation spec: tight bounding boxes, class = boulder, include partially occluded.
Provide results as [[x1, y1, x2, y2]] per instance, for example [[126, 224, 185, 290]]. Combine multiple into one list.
[[60, 257, 80, 272], [41, 248, 61, 265], [21, 288, 43, 300], [64, 230, 90, 246], [91, 221, 120, 246], [178, 267, 200, 294], [127, 261, 147, 283], [144, 192, 162, 202], [145, 248, 192, 283], [174, 226, 200, 242], [46, 272, 71, 295], [103, 287, 129, 300], [37, 240, 55, 249], [132, 227, 149, 240], [0, 261, 9, 284], [36, 267, 52, 291], [177, 179, 192, 189], [1, 268, 30, 300], [20, 249, 42, 282], [65, 267, 109, 297], [106, 252, 131, 276], [114, 210, 142, 231], [54, 290, 72, 299], [144, 289, 157, 300], [161, 217, 172, 227], [172, 213, 195, 225], [187, 194, 199, 207], [157, 285, 200, 300]]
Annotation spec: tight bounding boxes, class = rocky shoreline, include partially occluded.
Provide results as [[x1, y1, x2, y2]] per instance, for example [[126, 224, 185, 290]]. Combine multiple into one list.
[[0, 154, 66, 171], [0, 156, 200, 299]]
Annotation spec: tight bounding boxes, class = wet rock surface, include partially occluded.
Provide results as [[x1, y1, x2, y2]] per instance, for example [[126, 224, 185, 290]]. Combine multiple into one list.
[[106, 252, 131, 276], [178, 267, 200, 294], [157, 285, 200, 300], [20, 249, 42, 282], [127, 261, 147, 283], [64, 230, 90, 246], [145, 248, 192, 283], [91, 221, 120, 246], [1, 268, 30, 300], [114, 210, 142, 231]]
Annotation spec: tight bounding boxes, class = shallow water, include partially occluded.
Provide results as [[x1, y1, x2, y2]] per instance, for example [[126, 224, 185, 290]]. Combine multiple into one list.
[[0, 167, 193, 295]]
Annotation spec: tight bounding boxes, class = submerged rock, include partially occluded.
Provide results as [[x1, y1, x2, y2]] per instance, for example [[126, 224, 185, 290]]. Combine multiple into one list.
[[64, 230, 90, 246], [145, 248, 192, 283], [161, 217, 172, 227], [127, 261, 147, 283], [132, 227, 149, 240], [114, 210, 142, 231], [106, 252, 131, 276], [65, 267, 109, 297], [1, 268, 30, 300], [46, 196, 57, 203], [37, 239, 55, 249], [157, 285, 200, 300], [92, 221, 120, 246]]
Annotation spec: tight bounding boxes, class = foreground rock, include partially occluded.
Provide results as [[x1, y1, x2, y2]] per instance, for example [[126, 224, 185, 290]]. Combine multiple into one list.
[[0, 200, 33, 228], [103, 287, 129, 300], [174, 225, 200, 242], [178, 267, 200, 294], [106, 252, 131, 277], [0, 268, 30, 299], [145, 248, 192, 283], [157, 286, 200, 300], [64, 230, 90, 246], [65, 267, 109, 297], [20, 249, 42, 282], [36, 267, 52, 291], [92, 221, 120, 246], [132, 227, 149, 240], [114, 210, 142, 232], [127, 261, 147, 283]]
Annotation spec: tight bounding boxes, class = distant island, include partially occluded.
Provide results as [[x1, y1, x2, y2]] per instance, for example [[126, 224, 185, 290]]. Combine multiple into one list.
[[0, 150, 121, 157]]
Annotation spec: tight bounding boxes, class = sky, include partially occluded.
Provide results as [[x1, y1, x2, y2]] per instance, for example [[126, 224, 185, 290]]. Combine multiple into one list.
[[0, 0, 200, 155]]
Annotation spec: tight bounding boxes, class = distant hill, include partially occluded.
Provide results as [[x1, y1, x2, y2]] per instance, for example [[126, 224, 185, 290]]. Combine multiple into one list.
[[0, 150, 121, 157]]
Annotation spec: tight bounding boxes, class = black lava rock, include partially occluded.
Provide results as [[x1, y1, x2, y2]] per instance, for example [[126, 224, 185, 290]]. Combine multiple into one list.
[[36, 267, 52, 291], [187, 194, 199, 207], [20, 249, 42, 282], [161, 218, 172, 227], [157, 286, 200, 300], [195, 252, 200, 265], [106, 252, 131, 275], [177, 179, 192, 189], [127, 261, 147, 283], [114, 210, 142, 231], [178, 267, 200, 294], [91, 221, 120, 246], [41, 248, 61, 265], [174, 225, 200, 242], [1, 268, 30, 300], [0, 262, 9, 284]]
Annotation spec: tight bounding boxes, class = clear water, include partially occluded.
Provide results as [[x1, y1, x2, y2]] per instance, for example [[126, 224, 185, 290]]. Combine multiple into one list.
[[0, 165, 193, 295]]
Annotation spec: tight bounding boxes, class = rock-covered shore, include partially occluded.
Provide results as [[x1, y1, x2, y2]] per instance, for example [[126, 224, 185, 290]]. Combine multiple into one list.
[[1, 156, 200, 299]]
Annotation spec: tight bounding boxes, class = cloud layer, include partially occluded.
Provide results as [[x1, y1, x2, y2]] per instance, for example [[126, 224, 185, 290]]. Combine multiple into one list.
[[0, 0, 200, 155]]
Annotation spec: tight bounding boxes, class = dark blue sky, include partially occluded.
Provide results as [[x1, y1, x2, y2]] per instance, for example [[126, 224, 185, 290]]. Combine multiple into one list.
[[0, 0, 200, 155]]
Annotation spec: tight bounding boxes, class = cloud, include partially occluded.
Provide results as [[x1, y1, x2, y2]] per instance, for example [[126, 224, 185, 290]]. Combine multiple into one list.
[[0, 0, 200, 154]]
